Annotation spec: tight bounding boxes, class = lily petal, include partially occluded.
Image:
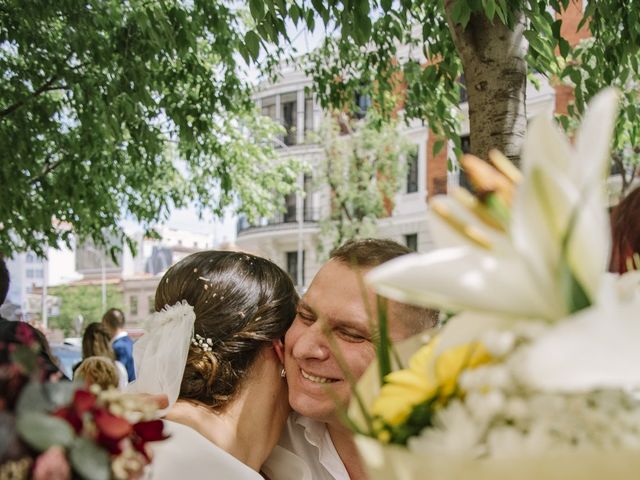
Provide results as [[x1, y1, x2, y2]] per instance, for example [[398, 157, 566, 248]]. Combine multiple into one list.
[[515, 274, 640, 392], [367, 247, 561, 319]]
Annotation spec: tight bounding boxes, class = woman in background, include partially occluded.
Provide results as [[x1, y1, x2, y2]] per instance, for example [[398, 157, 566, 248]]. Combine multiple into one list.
[[74, 322, 128, 389]]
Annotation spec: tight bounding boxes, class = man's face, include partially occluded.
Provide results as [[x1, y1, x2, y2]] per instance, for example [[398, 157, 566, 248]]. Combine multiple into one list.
[[284, 259, 409, 424]]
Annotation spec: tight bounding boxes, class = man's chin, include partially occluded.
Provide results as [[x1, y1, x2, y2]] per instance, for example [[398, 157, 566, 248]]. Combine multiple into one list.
[[290, 393, 346, 423]]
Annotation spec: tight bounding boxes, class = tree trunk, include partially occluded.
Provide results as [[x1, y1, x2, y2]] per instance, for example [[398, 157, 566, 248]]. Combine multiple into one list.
[[444, 5, 528, 166]]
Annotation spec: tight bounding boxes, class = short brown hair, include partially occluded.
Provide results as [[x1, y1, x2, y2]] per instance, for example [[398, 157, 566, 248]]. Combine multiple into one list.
[[102, 308, 125, 333], [155, 251, 298, 410], [330, 238, 412, 269], [82, 323, 115, 361], [75, 356, 119, 390], [332, 238, 438, 333]]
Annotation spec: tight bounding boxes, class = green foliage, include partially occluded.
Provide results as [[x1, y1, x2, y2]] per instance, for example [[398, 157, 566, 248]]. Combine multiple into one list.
[[48, 284, 123, 336], [254, 0, 640, 179], [313, 110, 410, 254], [16, 412, 75, 451], [69, 437, 111, 480], [0, 0, 301, 257]]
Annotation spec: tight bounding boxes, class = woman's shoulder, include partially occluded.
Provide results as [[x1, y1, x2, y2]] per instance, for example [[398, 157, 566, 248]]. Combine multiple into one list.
[[147, 421, 263, 480]]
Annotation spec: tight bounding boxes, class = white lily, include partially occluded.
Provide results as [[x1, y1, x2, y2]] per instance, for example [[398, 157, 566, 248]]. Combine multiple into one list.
[[367, 88, 619, 322], [515, 271, 640, 391]]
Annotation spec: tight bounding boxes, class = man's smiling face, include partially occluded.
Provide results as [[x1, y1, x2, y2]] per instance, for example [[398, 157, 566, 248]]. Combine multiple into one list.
[[284, 259, 408, 424]]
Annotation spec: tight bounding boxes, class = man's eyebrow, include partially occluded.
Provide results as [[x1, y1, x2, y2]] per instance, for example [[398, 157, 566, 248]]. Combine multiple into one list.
[[297, 300, 317, 316]]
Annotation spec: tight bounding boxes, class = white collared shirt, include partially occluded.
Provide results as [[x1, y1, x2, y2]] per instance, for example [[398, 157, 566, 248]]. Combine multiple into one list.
[[112, 330, 128, 342], [278, 413, 350, 480]]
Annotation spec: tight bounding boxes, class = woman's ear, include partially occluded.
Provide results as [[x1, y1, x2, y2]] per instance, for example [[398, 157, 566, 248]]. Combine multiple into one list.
[[272, 338, 285, 363]]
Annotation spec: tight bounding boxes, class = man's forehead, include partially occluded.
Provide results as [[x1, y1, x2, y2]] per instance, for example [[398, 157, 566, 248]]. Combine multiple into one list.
[[301, 281, 371, 327]]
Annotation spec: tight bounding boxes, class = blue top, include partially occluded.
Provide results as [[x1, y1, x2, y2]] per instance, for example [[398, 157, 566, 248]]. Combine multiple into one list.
[[112, 335, 136, 381]]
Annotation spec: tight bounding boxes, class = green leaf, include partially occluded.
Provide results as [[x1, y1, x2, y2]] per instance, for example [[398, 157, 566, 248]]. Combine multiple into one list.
[[69, 437, 111, 480], [244, 31, 261, 61], [16, 412, 75, 451], [381, 0, 392, 12], [451, 0, 472, 28], [558, 37, 570, 59], [483, 0, 496, 21], [249, 0, 265, 21], [432, 139, 445, 156]]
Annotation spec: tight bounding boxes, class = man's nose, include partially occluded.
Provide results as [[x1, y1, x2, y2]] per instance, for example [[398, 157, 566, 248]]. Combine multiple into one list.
[[293, 321, 331, 361]]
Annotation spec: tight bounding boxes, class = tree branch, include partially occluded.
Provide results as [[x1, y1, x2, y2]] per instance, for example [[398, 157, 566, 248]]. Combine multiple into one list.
[[30, 156, 66, 185], [0, 76, 65, 118]]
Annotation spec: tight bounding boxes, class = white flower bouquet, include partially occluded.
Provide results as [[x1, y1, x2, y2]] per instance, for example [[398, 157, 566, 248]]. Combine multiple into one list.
[[349, 89, 640, 479]]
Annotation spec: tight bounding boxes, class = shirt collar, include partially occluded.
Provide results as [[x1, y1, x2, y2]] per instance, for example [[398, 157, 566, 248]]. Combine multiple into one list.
[[113, 331, 128, 341]]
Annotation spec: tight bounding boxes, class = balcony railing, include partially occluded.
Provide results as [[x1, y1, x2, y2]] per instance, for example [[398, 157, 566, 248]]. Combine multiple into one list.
[[237, 208, 321, 235]]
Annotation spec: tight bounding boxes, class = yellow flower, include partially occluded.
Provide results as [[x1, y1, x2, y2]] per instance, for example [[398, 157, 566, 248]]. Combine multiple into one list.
[[370, 339, 492, 427], [435, 342, 493, 397]]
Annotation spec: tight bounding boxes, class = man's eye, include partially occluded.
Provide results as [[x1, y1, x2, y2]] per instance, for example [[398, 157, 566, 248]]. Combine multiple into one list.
[[338, 330, 366, 342], [296, 311, 314, 323]]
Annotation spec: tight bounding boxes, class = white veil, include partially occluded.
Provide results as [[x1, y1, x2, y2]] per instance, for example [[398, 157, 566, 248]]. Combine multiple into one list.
[[127, 300, 196, 415]]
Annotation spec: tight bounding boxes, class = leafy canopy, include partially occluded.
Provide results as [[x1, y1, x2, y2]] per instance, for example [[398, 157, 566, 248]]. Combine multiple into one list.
[[254, 0, 640, 172], [0, 0, 300, 257]]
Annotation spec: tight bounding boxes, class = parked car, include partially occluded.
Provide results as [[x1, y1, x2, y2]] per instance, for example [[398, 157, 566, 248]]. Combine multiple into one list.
[[50, 342, 82, 380]]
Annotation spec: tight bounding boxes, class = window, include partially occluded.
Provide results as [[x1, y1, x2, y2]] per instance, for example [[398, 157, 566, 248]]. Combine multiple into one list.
[[354, 92, 372, 119], [458, 74, 468, 104], [284, 193, 297, 222], [406, 146, 419, 193], [130, 296, 138, 316], [405, 233, 418, 252], [26, 253, 35, 263], [459, 135, 474, 191], [261, 96, 277, 122], [35, 269, 44, 279], [280, 93, 297, 146], [303, 174, 314, 221], [286, 251, 305, 286], [148, 296, 156, 314], [304, 96, 314, 137], [26, 269, 34, 279]]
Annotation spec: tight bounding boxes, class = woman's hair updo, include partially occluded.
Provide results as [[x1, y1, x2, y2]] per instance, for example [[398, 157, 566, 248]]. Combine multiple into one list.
[[154, 251, 298, 410]]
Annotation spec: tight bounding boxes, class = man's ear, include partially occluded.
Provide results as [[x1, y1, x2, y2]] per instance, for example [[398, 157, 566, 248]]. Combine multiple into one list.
[[273, 338, 285, 363]]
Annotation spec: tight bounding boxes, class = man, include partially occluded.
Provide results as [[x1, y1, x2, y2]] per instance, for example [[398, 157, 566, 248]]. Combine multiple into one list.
[[279, 239, 438, 480], [102, 307, 136, 381]]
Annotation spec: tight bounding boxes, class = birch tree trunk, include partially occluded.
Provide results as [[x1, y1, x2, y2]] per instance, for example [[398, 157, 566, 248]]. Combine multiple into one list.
[[444, 5, 528, 166]]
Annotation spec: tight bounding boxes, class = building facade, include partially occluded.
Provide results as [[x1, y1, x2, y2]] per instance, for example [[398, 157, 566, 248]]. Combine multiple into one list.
[[235, 65, 564, 290]]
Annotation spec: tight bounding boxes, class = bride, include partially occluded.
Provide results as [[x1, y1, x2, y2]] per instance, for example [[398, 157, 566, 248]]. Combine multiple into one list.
[[129, 251, 310, 479]]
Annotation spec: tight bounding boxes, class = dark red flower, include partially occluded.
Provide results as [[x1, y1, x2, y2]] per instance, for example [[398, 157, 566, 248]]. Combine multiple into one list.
[[133, 420, 167, 442], [96, 431, 123, 455], [14, 322, 35, 347], [72, 389, 96, 416], [53, 406, 82, 433], [93, 408, 132, 441], [131, 420, 168, 460]]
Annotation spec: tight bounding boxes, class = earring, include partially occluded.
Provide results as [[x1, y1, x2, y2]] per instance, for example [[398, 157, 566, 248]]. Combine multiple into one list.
[[280, 368, 286, 378]]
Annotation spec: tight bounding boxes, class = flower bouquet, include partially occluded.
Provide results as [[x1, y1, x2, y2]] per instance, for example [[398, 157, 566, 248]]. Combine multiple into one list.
[[0, 322, 167, 479], [349, 89, 640, 479]]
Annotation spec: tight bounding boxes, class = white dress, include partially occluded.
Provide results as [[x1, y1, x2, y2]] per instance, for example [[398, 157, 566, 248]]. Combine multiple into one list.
[[148, 420, 311, 480]]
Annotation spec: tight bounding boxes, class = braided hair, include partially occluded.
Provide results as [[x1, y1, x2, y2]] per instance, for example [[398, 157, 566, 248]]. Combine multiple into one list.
[[154, 251, 298, 410]]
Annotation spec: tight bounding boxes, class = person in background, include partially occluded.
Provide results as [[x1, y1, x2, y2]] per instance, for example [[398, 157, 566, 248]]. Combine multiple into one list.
[[610, 186, 640, 273], [74, 356, 119, 390], [0, 257, 8, 322], [75, 322, 128, 389], [102, 307, 135, 382]]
